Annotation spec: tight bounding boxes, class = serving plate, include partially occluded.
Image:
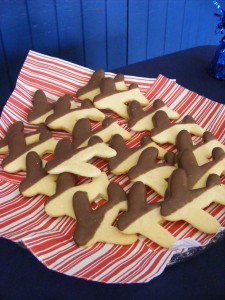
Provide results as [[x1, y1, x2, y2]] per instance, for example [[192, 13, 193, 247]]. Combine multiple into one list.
[[0, 51, 224, 283]]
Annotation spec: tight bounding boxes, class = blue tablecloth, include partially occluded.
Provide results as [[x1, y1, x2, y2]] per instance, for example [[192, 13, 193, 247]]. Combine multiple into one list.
[[0, 46, 225, 299], [113, 45, 225, 105]]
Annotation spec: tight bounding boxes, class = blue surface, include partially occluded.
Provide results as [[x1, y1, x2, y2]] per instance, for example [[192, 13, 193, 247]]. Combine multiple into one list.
[[128, 0, 149, 64], [113, 46, 225, 104], [56, 0, 85, 65], [0, 237, 224, 300], [26, 0, 60, 57], [147, 0, 168, 59], [0, 0, 221, 106], [107, 0, 127, 70], [165, 0, 186, 53]]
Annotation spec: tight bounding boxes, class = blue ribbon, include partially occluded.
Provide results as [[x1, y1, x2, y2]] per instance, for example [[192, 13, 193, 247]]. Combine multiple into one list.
[[209, 1, 225, 79], [213, 0, 225, 35]]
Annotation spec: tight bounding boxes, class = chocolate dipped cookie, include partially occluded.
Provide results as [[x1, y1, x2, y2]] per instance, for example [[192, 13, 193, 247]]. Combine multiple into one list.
[[71, 117, 131, 149], [45, 172, 109, 219], [73, 182, 137, 247], [161, 169, 225, 234], [108, 134, 167, 175], [128, 99, 179, 132], [128, 147, 176, 197], [150, 111, 204, 145], [77, 70, 128, 101], [45, 136, 116, 177], [177, 147, 225, 189], [20, 151, 57, 197], [2, 124, 58, 173], [176, 130, 225, 165], [46, 98, 105, 133], [93, 77, 149, 119], [0, 121, 42, 154], [28, 91, 76, 125], [117, 182, 176, 248]]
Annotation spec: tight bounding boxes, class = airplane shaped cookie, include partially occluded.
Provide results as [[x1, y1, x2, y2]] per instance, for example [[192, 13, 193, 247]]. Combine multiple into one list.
[[73, 182, 137, 247]]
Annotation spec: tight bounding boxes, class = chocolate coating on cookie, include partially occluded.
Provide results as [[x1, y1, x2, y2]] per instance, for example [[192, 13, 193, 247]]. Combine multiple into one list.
[[128, 147, 175, 180], [73, 182, 126, 246], [44, 139, 74, 172], [128, 99, 164, 128], [0, 121, 24, 150], [46, 97, 94, 126], [161, 169, 221, 216], [176, 130, 217, 152], [108, 135, 137, 170], [45, 136, 104, 173], [44, 172, 78, 207], [19, 151, 48, 193], [176, 130, 194, 152], [0, 121, 44, 154], [93, 77, 138, 103], [45, 94, 75, 124], [108, 134, 153, 171], [87, 135, 103, 146], [77, 69, 105, 98], [177, 147, 225, 188], [202, 131, 217, 142], [117, 182, 160, 230], [2, 124, 52, 167], [28, 90, 55, 122], [151, 111, 195, 137], [71, 117, 115, 149], [114, 73, 125, 83], [55, 172, 78, 195]]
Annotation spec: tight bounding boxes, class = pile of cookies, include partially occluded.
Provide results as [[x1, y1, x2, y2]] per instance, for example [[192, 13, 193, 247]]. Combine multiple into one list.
[[1, 70, 225, 249]]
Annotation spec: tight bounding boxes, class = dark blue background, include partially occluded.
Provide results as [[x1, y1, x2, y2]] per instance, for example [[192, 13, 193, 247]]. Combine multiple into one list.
[[0, 0, 220, 108]]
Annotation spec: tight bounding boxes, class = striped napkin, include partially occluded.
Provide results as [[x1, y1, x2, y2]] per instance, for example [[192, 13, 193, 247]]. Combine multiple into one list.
[[0, 51, 224, 283]]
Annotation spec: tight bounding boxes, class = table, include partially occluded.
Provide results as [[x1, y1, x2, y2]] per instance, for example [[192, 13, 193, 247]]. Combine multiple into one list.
[[0, 46, 225, 300], [113, 45, 225, 105]]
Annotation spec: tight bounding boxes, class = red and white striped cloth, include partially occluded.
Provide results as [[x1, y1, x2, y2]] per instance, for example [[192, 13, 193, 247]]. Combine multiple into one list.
[[0, 51, 224, 283]]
